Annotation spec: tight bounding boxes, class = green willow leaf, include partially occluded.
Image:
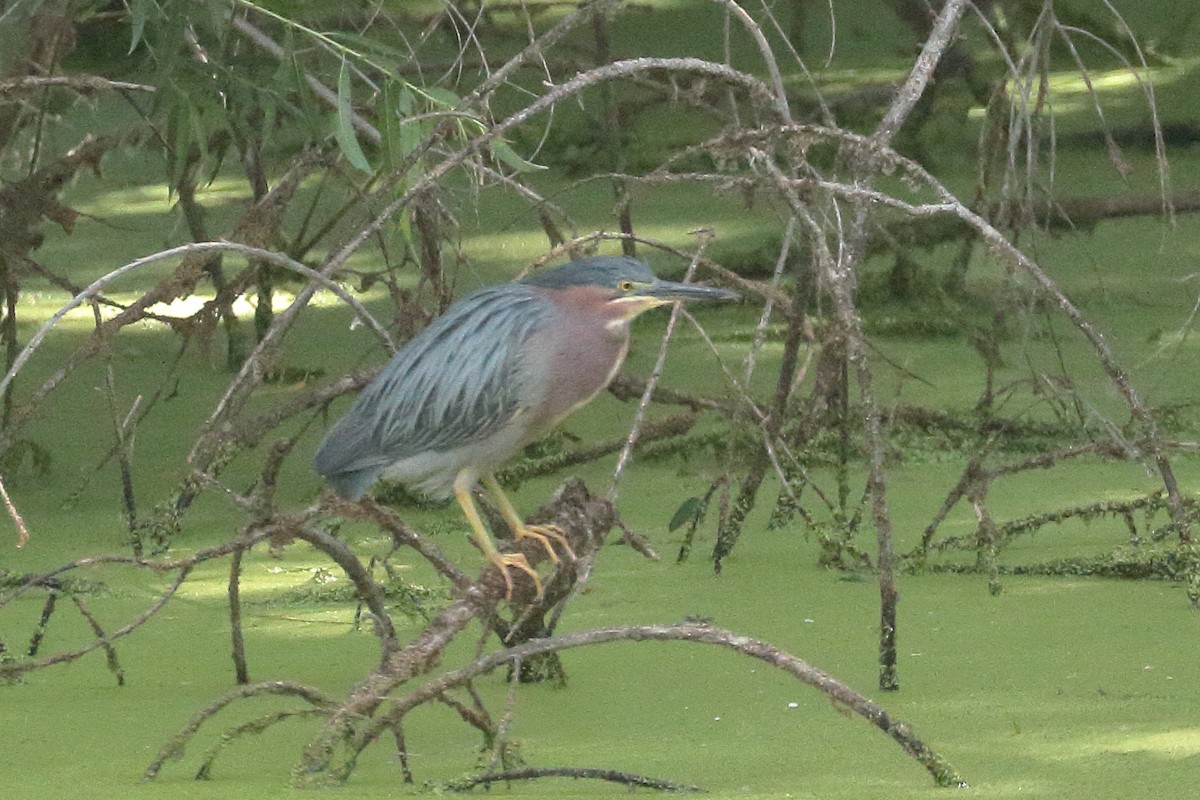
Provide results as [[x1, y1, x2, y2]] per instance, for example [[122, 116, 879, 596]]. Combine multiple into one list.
[[491, 139, 546, 173], [127, 0, 157, 54], [335, 60, 372, 173], [669, 496, 704, 533]]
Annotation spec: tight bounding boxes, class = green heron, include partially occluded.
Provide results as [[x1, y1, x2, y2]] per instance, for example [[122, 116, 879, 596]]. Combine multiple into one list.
[[314, 255, 737, 596]]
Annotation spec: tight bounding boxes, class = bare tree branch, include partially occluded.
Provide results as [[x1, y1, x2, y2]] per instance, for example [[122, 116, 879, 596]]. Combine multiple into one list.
[[353, 623, 967, 788]]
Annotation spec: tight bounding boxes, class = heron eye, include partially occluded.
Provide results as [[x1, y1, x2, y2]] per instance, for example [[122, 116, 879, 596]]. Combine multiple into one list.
[[618, 280, 634, 293]]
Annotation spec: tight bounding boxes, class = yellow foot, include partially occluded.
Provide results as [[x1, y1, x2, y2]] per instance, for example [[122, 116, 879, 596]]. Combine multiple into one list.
[[516, 523, 577, 563], [492, 552, 543, 600]]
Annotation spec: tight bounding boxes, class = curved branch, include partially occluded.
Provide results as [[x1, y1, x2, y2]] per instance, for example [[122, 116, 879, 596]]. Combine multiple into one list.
[[345, 623, 966, 788], [145, 680, 337, 780], [0, 240, 394, 410], [446, 765, 702, 793], [0, 523, 285, 681], [0, 531, 273, 608], [0, 564, 194, 679], [326, 496, 472, 592], [873, 0, 969, 145], [709, 0, 791, 121], [291, 523, 398, 655]]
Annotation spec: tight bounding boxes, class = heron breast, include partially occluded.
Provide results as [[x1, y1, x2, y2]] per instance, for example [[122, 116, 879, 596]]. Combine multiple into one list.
[[523, 302, 630, 436]]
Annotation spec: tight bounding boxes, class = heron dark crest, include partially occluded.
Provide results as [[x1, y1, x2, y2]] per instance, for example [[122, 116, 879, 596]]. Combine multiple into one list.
[[315, 255, 737, 596]]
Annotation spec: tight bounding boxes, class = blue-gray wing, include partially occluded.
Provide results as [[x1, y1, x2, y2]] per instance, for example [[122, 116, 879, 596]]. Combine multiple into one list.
[[313, 285, 553, 496]]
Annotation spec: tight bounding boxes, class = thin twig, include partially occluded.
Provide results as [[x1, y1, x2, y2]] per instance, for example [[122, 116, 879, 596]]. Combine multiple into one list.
[[0, 472, 28, 548], [0, 75, 156, 95], [609, 230, 713, 502], [447, 765, 703, 793]]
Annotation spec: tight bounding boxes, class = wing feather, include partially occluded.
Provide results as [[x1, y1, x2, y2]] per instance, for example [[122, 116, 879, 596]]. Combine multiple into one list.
[[314, 285, 553, 487]]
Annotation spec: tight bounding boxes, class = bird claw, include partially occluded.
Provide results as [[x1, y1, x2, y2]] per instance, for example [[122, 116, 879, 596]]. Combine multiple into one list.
[[491, 526, 574, 601], [492, 552, 543, 600], [516, 523, 576, 563]]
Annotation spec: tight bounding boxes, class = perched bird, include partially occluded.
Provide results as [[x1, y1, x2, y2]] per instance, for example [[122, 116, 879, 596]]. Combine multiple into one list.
[[314, 255, 737, 595]]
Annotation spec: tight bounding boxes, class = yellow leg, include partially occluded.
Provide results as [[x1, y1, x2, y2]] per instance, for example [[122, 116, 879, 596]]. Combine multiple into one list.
[[454, 483, 542, 599], [483, 474, 576, 562]]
